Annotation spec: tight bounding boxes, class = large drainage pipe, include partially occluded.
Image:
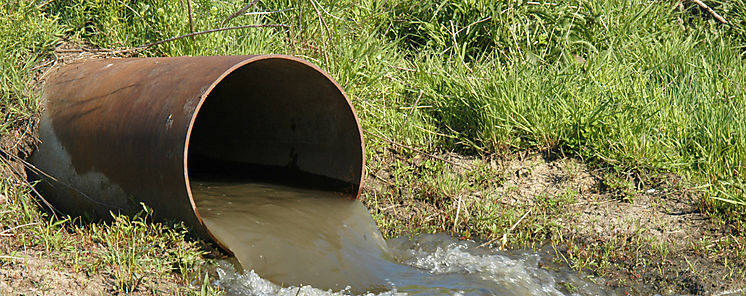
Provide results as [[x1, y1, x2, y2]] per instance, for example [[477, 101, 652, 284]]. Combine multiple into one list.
[[29, 55, 364, 249]]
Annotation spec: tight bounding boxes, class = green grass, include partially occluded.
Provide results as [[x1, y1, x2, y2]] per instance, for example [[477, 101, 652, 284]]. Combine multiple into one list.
[[82, 205, 207, 293], [370, 0, 746, 210], [0, 178, 218, 294], [2, 0, 746, 293], [0, 1, 61, 132], [12, 0, 746, 209]]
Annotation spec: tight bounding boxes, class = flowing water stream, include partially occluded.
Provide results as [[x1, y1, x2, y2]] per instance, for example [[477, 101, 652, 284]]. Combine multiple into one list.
[[191, 181, 619, 296]]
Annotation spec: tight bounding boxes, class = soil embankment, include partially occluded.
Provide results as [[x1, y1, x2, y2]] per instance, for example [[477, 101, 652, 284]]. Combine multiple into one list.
[[363, 151, 746, 295]]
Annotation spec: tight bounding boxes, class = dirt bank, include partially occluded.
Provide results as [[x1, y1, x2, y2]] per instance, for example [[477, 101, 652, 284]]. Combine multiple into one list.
[[363, 149, 746, 295]]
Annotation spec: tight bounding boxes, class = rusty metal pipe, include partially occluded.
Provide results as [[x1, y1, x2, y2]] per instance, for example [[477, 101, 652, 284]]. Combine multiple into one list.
[[29, 55, 365, 248]]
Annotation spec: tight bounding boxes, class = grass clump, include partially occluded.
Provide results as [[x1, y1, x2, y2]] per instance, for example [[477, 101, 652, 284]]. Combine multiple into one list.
[[383, 0, 605, 64], [0, 1, 61, 130], [82, 205, 207, 293], [47, 0, 289, 56], [0, 177, 217, 294], [708, 0, 746, 55], [377, 0, 746, 209]]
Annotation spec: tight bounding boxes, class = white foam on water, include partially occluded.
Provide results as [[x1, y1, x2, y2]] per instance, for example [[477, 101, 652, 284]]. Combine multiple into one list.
[[387, 235, 610, 296], [192, 181, 616, 296], [214, 261, 405, 296], [214, 234, 614, 296]]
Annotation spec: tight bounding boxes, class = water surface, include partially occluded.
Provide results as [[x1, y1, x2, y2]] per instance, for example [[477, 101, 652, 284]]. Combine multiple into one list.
[[192, 181, 616, 295]]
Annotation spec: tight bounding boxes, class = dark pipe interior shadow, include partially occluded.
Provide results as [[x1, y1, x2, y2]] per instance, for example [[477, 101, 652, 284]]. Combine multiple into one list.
[[187, 156, 356, 194], [187, 58, 362, 195]]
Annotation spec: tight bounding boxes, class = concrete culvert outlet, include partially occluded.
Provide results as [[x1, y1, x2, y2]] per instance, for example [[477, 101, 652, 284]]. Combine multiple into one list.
[[29, 55, 364, 248]]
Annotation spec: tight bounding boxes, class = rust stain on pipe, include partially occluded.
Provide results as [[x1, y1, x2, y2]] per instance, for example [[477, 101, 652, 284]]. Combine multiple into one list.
[[29, 55, 365, 249]]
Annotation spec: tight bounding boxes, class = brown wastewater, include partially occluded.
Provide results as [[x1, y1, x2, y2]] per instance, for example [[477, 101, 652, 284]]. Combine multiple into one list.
[[190, 179, 620, 296]]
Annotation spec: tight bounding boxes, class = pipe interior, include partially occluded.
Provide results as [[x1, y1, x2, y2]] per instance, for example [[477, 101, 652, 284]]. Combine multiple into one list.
[[187, 58, 362, 195]]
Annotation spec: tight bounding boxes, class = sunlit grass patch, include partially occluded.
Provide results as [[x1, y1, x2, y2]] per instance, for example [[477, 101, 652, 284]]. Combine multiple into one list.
[[0, 175, 218, 294], [81, 205, 208, 293], [0, 1, 61, 130]]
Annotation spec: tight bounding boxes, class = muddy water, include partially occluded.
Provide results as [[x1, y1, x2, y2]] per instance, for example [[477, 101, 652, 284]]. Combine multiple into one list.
[[192, 181, 617, 295]]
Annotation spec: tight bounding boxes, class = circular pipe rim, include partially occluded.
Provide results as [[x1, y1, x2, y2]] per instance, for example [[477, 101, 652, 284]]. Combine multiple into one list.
[[182, 55, 365, 252]]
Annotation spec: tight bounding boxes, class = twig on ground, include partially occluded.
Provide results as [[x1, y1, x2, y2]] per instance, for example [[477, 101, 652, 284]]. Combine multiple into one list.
[[187, 0, 195, 37], [599, 14, 609, 32], [456, 16, 492, 35], [311, 0, 345, 21], [36, 0, 53, 8], [138, 24, 290, 48], [399, 105, 432, 110], [477, 209, 531, 249], [369, 171, 395, 187], [10, 120, 33, 151], [362, 129, 467, 168], [400, 90, 424, 128], [453, 194, 463, 232], [0, 255, 25, 261], [713, 288, 745, 296], [0, 153, 59, 217], [30, 60, 54, 71], [690, 0, 728, 24], [0, 147, 124, 210], [55, 24, 290, 54], [0, 222, 40, 237], [423, 212, 438, 223], [309, 0, 331, 66], [244, 7, 295, 16], [222, 0, 260, 25], [380, 204, 399, 211]]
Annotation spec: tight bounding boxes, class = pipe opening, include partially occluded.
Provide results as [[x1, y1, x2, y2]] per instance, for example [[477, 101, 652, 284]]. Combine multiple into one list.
[[187, 57, 363, 196]]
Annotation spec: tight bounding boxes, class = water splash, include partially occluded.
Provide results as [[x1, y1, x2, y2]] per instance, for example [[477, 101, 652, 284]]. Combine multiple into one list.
[[192, 181, 617, 296]]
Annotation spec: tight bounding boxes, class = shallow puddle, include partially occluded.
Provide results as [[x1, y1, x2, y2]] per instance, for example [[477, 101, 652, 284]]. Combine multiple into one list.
[[192, 181, 618, 296]]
